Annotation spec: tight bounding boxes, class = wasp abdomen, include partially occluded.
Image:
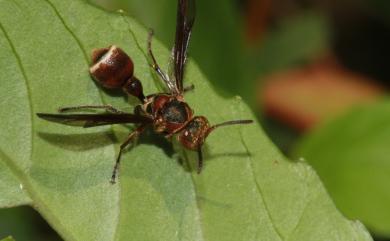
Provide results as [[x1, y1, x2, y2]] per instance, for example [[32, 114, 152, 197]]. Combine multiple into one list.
[[89, 45, 134, 89], [123, 77, 145, 101]]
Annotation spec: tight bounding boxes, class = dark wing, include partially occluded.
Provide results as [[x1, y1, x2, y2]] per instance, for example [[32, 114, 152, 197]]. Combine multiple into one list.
[[36, 113, 152, 128], [172, 0, 195, 94]]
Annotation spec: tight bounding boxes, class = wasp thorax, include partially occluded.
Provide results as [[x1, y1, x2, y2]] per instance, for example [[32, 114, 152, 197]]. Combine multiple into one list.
[[154, 98, 193, 134], [161, 99, 190, 124], [89, 45, 134, 89], [178, 116, 210, 150]]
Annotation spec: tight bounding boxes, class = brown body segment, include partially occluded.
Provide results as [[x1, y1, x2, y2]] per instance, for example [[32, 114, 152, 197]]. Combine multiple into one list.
[[89, 45, 134, 89], [134, 94, 193, 134], [177, 116, 210, 150]]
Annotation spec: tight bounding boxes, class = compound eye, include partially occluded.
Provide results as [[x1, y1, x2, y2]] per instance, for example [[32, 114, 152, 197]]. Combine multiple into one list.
[[182, 122, 199, 143]]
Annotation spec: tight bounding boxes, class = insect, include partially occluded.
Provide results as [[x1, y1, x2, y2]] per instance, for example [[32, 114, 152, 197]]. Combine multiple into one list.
[[37, 0, 253, 184]]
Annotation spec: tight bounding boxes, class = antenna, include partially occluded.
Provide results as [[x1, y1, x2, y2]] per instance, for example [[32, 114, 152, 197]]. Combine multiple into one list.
[[207, 119, 253, 135]]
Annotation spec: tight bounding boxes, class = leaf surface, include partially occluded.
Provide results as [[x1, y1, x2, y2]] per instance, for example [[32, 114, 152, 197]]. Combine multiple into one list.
[[0, 0, 372, 240]]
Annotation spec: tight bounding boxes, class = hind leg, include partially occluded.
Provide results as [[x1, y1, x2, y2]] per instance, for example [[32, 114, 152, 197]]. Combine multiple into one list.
[[110, 124, 148, 184]]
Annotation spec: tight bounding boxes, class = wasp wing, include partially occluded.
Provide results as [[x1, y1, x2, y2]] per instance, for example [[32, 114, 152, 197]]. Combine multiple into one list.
[[171, 0, 195, 94], [36, 113, 152, 128]]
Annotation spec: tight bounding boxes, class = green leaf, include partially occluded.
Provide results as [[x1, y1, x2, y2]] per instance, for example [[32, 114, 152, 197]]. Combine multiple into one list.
[[0, 0, 371, 240], [1, 236, 15, 241], [294, 101, 390, 237], [0, 158, 31, 207]]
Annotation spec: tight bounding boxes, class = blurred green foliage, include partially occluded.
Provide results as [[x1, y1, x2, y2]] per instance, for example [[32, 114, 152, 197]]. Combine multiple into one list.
[[0, 236, 15, 241], [0, 207, 60, 241], [294, 101, 390, 237]]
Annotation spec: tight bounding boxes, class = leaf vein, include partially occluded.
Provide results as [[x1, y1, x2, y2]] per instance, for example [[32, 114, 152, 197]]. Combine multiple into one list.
[[119, 11, 149, 60], [0, 17, 34, 167], [0, 148, 78, 241], [29, 1, 120, 240], [43, 0, 90, 64], [286, 198, 310, 241], [239, 134, 285, 241]]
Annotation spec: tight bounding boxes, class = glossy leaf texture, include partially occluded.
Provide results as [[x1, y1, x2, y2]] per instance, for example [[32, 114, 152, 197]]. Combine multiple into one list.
[[295, 101, 390, 237], [0, 0, 372, 240]]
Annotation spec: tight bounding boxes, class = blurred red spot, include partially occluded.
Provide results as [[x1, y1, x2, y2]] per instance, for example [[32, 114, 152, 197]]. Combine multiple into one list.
[[260, 61, 384, 131]]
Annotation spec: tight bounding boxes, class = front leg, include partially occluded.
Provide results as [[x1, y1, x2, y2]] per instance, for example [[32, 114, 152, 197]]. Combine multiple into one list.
[[197, 147, 203, 174], [183, 84, 194, 93]]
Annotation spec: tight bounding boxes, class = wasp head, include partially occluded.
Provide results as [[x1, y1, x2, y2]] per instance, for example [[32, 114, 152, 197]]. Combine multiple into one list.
[[177, 116, 210, 150]]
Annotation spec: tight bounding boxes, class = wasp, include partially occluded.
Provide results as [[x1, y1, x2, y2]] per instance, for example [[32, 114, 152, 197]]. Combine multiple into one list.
[[37, 0, 252, 183]]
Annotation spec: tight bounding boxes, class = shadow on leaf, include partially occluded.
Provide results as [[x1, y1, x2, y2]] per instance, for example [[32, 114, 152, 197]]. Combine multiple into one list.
[[38, 131, 117, 151], [29, 161, 113, 192]]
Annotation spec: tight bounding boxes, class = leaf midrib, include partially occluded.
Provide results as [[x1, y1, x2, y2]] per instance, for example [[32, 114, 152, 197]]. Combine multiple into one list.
[[0, 14, 34, 170], [239, 134, 285, 241]]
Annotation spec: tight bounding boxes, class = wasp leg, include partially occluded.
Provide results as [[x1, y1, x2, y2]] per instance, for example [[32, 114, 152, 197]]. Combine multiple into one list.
[[58, 104, 124, 114], [197, 147, 203, 174], [183, 84, 195, 93], [147, 30, 171, 85], [110, 125, 148, 184]]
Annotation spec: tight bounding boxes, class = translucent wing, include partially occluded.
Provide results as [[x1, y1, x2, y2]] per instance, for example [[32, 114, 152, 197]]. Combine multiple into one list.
[[36, 113, 152, 128], [171, 0, 196, 94]]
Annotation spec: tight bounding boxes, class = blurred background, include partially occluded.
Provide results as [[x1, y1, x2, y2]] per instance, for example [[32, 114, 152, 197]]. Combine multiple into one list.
[[1, 0, 390, 240]]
